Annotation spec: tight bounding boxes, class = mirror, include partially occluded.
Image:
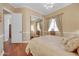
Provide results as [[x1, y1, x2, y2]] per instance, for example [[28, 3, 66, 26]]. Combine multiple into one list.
[[30, 15, 42, 39]]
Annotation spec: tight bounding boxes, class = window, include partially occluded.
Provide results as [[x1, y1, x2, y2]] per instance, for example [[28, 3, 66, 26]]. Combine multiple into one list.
[[37, 22, 41, 31], [48, 18, 59, 31], [31, 22, 41, 32], [31, 25, 35, 32]]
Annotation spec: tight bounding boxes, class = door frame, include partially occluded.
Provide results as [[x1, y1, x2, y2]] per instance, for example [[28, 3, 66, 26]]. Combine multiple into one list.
[[3, 8, 13, 42], [3, 8, 23, 43], [3, 8, 13, 55], [3, 8, 13, 14]]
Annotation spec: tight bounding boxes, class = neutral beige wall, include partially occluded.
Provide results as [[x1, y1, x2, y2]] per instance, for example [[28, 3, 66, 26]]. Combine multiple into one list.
[[14, 8, 44, 41], [45, 3, 79, 32], [0, 3, 44, 53], [0, 12, 3, 54], [0, 3, 44, 41], [1, 3, 79, 41], [0, 13, 3, 35]]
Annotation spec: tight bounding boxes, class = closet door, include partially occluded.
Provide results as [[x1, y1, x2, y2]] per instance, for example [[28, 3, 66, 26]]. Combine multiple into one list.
[[11, 13, 22, 43]]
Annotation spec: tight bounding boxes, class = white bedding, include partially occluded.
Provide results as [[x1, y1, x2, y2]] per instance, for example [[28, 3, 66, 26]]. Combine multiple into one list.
[[25, 35, 77, 56]]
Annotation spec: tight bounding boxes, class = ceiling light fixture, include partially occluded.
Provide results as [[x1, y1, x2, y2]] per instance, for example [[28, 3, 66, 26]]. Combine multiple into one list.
[[44, 3, 54, 9]]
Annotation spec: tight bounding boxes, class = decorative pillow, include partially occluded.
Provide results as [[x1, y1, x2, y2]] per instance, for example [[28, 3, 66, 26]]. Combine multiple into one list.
[[62, 35, 76, 45], [65, 37, 79, 52]]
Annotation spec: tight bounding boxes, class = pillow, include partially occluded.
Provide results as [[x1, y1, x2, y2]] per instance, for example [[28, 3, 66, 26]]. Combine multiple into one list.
[[62, 35, 76, 45], [65, 37, 79, 52]]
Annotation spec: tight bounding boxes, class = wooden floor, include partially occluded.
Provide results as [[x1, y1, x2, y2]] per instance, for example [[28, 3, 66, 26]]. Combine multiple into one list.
[[3, 40, 32, 56]]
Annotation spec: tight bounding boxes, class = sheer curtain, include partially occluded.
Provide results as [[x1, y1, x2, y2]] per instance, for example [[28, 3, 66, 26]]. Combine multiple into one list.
[[48, 18, 59, 32], [37, 22, 41, 31], [31, 23, 37, 37], [55, 15, 63, 36], [39, 21, 42, 35]]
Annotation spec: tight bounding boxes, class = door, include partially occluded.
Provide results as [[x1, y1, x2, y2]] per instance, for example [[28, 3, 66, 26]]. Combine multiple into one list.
[[11, 13, 22, 43], [4, 14, 12, 41]]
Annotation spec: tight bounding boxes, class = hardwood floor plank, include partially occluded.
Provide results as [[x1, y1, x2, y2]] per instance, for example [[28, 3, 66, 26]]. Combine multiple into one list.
[[4, 41, 32, 56]]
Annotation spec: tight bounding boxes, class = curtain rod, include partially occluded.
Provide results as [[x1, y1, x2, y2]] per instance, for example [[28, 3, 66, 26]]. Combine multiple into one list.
[[46, 13, 64, 20], [52, 13, 64, 18]]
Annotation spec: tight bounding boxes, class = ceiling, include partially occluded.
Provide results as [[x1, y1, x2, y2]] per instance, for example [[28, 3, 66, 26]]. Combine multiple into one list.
[[31, 15, 42, 21], [11, 3, 71, 15]]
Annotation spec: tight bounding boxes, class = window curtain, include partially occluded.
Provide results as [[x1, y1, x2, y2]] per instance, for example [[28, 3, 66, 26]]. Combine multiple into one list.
[[55, 15, 63, 36], [44, 19, 49, 35], [48, 19, 52, 28], [47, 18, 52, 31], [39, 21, 42, 35], [34, 22, 37, 36]]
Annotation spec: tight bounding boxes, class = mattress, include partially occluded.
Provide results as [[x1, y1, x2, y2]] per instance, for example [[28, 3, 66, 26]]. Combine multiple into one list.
[[25, 35, 77, 56]]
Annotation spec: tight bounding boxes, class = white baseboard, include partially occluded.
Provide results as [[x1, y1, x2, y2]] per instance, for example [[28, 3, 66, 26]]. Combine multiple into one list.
[[11, 41, 29, 43], [22, 40, 30, 43], [4, 39, 9, 42]]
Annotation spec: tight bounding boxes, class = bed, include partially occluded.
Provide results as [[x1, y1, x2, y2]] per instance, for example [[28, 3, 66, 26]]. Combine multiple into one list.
[[25, 35, 78, 56]]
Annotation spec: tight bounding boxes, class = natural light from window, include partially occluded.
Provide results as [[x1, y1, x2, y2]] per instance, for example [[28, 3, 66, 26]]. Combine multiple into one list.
[[48, 18, 59, 31], [31, 23, 41, 32], [31, 25, 35, 32], [37, 23, 41, 31]]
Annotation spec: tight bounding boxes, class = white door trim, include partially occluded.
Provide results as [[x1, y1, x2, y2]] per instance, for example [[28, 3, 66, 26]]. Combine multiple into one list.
[[3, 8, 13, 14]]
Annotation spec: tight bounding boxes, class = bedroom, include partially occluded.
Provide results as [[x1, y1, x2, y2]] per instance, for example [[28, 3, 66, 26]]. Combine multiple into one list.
[[0, 3, 79, 56]]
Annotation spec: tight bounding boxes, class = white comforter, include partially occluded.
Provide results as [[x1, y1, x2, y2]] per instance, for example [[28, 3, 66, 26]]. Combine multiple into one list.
[[25, 35, 77, 56]]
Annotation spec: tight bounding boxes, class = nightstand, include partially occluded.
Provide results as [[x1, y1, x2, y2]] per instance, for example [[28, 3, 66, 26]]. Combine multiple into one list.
[[48, 31, 55, 35]]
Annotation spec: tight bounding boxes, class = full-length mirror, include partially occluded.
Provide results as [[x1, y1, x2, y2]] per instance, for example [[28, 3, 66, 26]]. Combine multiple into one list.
[[30, 16, 43, 39]]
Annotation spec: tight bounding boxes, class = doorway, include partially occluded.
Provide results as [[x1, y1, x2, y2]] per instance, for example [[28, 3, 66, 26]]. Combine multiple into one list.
[[30, 15, 43, 39], [3, 8, 23, 56], [3, 9, 13, 55], [4, 13, 12, 42]]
